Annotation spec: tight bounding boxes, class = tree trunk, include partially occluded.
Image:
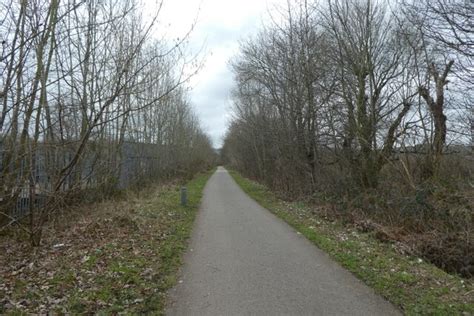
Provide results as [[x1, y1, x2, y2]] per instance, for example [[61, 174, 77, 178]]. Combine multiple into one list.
[[418, 60, 454, 174]]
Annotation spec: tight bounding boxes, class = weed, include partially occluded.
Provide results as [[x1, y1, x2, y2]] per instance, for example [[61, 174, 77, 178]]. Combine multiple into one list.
[[229, 170, 474, 315], [0, 170, 214, 314]]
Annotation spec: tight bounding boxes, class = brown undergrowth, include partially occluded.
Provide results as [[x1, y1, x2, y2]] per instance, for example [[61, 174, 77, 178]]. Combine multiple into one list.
[[240, 154, 474, 278], [0, 171, 212, 314], [230, 170, 473, 315]]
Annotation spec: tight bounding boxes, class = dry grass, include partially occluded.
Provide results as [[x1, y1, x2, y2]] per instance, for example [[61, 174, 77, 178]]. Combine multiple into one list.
[[230, 170, 474, 315], [0, 171, 212, 314]]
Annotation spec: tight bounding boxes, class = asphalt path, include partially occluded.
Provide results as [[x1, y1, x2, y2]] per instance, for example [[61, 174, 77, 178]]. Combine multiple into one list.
[[166, 167, 400, 315]]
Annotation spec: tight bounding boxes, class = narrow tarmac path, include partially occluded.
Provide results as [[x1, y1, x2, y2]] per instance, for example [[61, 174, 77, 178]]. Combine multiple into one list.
[[166, 167, 400, 315]]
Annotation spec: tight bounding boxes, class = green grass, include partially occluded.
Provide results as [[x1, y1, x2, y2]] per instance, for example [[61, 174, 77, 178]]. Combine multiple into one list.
[[153, 171, 213, 292], [1, 169, 214, 315], [229, 170, 474, 316]]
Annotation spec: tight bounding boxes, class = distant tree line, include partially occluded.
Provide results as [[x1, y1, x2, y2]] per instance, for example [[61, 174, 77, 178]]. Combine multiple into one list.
[[0, 0, 215, 245], [222, 0, 473, 276]]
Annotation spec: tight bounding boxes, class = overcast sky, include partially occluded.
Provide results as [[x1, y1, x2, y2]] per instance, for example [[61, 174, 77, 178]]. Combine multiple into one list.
[[152, 0, 283, 148]]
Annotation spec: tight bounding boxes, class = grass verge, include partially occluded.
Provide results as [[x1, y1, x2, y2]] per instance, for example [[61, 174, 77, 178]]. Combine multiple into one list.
[[229, 170, 473, 316], [0, 170, 214, 315]]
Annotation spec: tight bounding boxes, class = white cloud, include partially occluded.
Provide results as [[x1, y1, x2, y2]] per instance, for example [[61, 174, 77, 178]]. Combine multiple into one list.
[[145, 0, 284, 147]]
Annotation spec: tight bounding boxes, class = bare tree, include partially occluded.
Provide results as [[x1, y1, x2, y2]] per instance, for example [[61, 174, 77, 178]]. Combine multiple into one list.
[[0, 0, 215, 245], [321, 0, 415, 187], [401, 0, 473, 172]]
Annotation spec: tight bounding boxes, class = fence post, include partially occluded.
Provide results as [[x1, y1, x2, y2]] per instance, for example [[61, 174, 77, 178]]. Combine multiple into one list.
[[180, 186, 187, 206]]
